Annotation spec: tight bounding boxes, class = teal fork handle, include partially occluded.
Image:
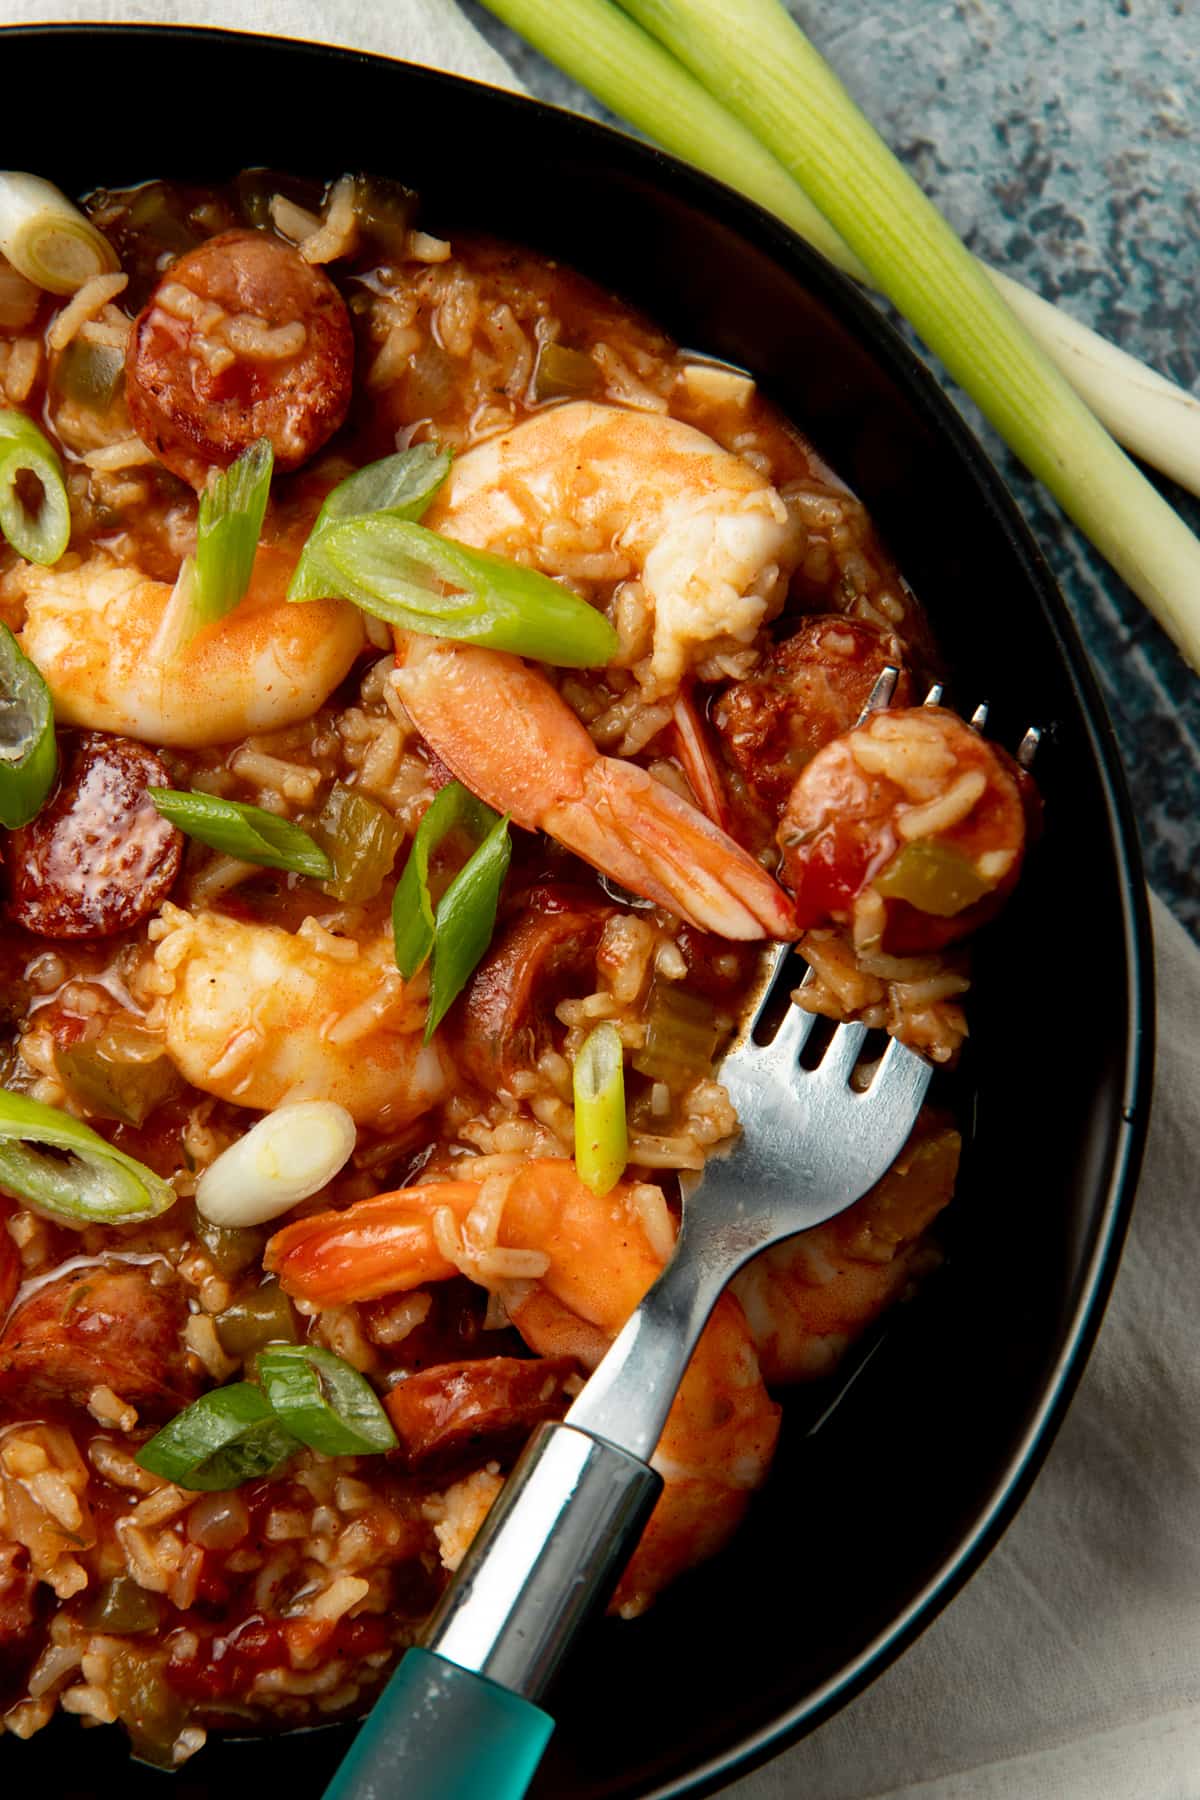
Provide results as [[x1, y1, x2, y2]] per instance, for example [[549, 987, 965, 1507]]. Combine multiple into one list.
[[324, 1646, 553, 1800]]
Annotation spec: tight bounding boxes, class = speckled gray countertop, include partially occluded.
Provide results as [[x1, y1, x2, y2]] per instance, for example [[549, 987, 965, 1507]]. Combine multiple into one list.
[[464, 0, 1200, 938]]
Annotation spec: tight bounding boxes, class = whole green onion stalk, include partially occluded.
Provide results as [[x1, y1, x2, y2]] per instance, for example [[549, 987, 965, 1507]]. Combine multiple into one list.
[[483, 0, 1200, 670]]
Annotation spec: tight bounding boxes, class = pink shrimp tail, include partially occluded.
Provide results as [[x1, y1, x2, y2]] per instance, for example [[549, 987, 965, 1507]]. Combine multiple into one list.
[[549, 756, 795, 940]]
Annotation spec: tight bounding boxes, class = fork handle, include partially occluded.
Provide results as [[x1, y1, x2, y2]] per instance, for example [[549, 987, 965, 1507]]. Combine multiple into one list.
[[324, 1424, 659, 1800], [426, 1420, 661, 1695]]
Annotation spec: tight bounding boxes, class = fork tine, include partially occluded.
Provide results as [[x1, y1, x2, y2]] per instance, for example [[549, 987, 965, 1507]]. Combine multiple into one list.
[[765, 994, 819, 1064], [969, 700, 989, 730], [817, 1019, 868, 1082], [1016, 724, 1041, 769], [860, 663, 899, 718], [866, 1029, 934, 1109], [735, 664, 898, 1062], [923, 681, 944, 706]]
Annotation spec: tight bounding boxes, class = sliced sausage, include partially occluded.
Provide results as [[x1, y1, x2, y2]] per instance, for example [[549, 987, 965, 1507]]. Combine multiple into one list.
[[384, 1356, 576, 1476], [125, 229, 354, 488], [778, 705, 1028, 954], [0, 1264, 200, 1416], [6, 733, 182, 939], [713, 616, 914, 816], [455, 890, 612, 1088]]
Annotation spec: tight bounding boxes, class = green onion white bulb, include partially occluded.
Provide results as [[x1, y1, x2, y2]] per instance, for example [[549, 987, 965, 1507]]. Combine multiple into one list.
[[0, 172, 119, 295], [195, 1101, 357, 1228]]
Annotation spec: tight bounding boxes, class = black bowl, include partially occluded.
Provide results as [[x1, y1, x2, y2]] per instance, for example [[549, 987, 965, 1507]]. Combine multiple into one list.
[[2, 25, 1153, 1799]]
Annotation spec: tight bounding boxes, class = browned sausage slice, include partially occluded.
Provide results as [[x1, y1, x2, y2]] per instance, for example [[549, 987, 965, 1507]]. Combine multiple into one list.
[[6, 733, 182, 939], [125, 230, 354, 488], [385, 1356, 577, 1475], [713, 616, 914, 815], [778, 705, 1028, 953], [0, 1264, 199, 1416], [456, 890, 612, 1088]]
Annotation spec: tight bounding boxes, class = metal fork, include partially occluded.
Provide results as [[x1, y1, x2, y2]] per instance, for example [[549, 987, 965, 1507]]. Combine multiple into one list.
[[325, 672, 1035, 1800]]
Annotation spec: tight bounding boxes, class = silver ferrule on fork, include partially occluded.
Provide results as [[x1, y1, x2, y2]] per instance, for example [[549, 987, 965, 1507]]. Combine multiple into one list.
[[421, 1420, 661, 1700]]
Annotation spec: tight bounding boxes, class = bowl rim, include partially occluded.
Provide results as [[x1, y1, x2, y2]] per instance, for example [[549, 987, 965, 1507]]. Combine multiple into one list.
[[0, 22, 1157, 1797]]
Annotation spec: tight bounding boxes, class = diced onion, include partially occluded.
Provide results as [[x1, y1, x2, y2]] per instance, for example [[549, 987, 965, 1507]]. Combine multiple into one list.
[[195, 1102, 357, 1228], [0, 173, 120, 296], [186, 1491, 250, 1549]]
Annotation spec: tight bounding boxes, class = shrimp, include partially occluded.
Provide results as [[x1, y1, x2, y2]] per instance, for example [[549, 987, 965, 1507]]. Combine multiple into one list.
[[394, 635, 796, 940], [732, 1118, 961, 1382], [265, 1158, 781, 1618], [422, 400, 801, 693], [18, 541, 364, 749], [391, 398, 802, 941], [151, 906, 452, 1130]]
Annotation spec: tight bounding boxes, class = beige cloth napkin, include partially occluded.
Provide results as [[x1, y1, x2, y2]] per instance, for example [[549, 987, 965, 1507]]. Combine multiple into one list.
[[3, 5, 1195, 1795]]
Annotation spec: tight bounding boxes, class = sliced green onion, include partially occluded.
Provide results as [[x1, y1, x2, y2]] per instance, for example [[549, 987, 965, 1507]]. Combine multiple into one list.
[[147, 788, 333, 880], [0, 410, 70, 565], [482, 0, 1200, 501], [195, 437, 274, 624], [153, 440, 275, 655], [302, 516, 619, 668], [288, 443, 452, 601], [135, 1383, 297, 1492], [0, 1088, 176, 1227], [392, 780, 502, 978], [0, 621, 57, 827], [312, 782, 406, 904], [591, 0, 1200, 671], [392, 780, 512, 1039], [425, 811, 512, 1042], [195, 1102, 357, 1229], [256, 1344, 397, 1456], [0, 173, 120, 295], [573, 1021, 628, 1197]]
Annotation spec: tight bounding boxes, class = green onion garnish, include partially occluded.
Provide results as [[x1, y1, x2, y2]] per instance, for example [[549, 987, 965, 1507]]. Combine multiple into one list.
[[156, 438, 274, 653], [0, 1088, 177, 1227], [256, 1344, 397, 1456], [195, 437, 274, 623], [573, 1021, 628, 1197], [288, 443, 453, 601], [0, 173, 120, 295], [0, 410, 70, 566], [147, 788, 333, 880], [135, 1383, 298, 1492], [392, 780, 512, 1041], [299, 516, 619, 668], [426, 812, 513, 1042], [0, 621, 57, 827]]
